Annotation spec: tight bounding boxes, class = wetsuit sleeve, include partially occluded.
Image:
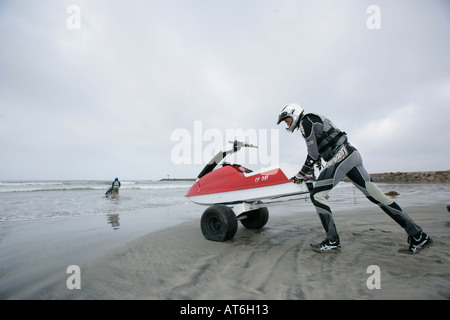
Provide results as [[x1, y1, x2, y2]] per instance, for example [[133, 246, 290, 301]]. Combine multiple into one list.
[[299, 114, 323, 174]]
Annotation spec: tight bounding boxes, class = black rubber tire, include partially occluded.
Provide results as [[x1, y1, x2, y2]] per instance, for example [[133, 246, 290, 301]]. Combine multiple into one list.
[[201, 205, 238, 242], [240, 207, 269, 229]]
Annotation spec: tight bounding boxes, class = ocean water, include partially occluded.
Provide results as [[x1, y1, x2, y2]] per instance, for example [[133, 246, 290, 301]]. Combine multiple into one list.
[[0, 180, 194, 222], [0, 180, 448, 223]]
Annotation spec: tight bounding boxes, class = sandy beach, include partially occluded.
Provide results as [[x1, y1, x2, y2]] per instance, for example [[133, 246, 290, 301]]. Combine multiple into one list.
[[29, 203, 450, 301]]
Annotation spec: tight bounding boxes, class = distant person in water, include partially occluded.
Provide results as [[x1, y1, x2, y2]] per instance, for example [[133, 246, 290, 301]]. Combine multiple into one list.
[[112, 177, 121, 198]]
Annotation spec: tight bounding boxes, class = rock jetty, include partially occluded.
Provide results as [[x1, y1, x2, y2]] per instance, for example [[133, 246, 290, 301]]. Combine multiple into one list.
[[364, 170, 449, 183], [166, 171, 450, 183]]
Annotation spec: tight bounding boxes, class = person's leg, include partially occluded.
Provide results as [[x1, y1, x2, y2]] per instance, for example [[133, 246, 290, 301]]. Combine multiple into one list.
[[345, 151, 422, 236], [310, 181, 337, 241], [310, 145, 359, 241], [112, 186, 119, 198]]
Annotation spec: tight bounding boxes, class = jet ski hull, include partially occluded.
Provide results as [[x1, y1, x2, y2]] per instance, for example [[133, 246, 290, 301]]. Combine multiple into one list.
[[185, 164, 309, 205]]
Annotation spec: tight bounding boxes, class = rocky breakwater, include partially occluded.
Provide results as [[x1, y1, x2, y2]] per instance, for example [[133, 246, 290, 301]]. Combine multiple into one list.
[[369, 170, 449, 183]]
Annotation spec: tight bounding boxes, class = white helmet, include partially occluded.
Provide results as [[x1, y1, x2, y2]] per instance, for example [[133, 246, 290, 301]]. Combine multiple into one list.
[[277, 103, 304, 132]]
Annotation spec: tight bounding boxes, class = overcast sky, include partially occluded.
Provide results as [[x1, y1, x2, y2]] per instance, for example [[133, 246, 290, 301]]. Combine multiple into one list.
[[0, 0, 449, 180]]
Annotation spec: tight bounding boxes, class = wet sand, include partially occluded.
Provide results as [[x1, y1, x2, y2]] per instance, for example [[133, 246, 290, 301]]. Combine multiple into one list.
[[37, 203, 450, 300]]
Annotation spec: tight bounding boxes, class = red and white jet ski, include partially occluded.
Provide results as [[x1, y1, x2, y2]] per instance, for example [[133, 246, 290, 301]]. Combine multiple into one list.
[[185, 141, 311, 242]]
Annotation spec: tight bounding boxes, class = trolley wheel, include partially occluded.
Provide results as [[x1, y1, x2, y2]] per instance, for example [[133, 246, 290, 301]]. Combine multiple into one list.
[[240, 207, 269, 229], [201, 205, 238, 242]]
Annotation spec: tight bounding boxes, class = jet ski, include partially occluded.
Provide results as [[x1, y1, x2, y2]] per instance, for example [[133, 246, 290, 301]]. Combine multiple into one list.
[[185, 140, 311, 242]]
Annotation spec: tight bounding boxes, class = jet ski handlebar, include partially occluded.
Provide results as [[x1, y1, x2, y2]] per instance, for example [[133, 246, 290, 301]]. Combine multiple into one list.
[[229, 140, 258, 152], [197, 140, 258, 179]]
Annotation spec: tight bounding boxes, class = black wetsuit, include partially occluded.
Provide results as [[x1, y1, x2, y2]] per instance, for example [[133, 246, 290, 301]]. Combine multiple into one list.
[[299, 113, 422, 241]]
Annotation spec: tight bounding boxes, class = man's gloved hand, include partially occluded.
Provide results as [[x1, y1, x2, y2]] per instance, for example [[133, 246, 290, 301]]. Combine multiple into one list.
[[291, 171, 307, 184]]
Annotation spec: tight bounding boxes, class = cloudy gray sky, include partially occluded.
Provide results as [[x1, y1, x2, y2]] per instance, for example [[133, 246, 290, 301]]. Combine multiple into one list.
[[1, 0, 449, 180]]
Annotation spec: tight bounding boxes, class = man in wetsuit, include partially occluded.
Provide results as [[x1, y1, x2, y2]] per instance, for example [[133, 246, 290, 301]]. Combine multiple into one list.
[[112, 177, 121, 199], [277, 103, 432, 253]]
